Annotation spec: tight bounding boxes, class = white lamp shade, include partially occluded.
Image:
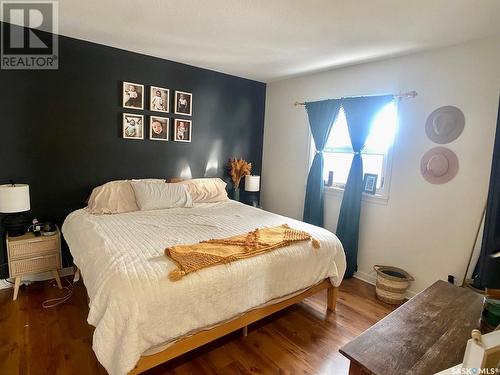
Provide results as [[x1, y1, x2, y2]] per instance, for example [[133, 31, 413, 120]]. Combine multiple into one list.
[[0, 184, 31, 213], [245, 175, 260, 192]]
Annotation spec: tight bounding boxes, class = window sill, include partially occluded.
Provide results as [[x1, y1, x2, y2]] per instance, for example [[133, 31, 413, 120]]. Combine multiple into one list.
[[324, 186, 389, 205]]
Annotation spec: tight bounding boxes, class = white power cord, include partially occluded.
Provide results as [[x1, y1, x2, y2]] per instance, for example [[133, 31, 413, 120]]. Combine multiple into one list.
[[42, 277, 73, 308]]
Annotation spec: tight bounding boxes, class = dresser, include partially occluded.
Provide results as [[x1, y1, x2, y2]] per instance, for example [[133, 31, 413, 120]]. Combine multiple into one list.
[[6, 228, 63, 300]]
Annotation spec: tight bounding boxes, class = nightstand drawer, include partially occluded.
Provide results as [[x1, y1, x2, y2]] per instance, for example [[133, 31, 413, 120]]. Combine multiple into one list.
[[8, 237, 58, 260], [9, 252, 61, 277]]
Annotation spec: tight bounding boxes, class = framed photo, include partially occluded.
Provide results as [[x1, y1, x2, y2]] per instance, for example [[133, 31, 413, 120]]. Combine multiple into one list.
[[150, 116, 169, 141], [123, 113, 144, 140], [174, 119, 192, 143], [362, 173, 378, 195], [122, 81, 144, 110], [174, 90, 192, 116], [324, 171, 334, 186], [150, 86, 169, 113]]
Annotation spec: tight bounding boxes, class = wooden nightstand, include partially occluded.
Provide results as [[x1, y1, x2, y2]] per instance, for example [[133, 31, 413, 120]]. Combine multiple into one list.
[[6, 227, 63, 300]]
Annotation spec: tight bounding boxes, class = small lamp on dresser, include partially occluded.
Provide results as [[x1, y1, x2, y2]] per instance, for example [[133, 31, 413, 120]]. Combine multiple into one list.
[[0, 183, 31, 236], [244, 175, 260, 207]]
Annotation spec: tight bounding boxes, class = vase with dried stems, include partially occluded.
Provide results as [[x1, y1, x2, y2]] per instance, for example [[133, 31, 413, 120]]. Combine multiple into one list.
[[228, 158, 252, 201]]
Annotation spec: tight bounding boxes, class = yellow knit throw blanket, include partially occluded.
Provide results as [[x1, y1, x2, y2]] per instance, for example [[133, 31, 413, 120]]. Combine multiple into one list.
[[165, 224, 320, 281]]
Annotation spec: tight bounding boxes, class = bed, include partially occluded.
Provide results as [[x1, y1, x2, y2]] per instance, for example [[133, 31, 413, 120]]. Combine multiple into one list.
[[62, 199, 346, 375]]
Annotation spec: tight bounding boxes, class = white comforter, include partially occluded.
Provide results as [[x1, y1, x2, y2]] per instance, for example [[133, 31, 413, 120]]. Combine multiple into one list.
[[62, 201, 346, 375]]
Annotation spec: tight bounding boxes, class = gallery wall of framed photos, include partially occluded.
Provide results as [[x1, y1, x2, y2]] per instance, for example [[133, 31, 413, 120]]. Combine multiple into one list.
[[122, 82, 194, 143], [0, 22, 266, 277]]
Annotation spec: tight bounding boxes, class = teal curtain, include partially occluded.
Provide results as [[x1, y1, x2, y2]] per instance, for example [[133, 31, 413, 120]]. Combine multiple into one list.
[[336, 95, 394, 277], [303, 99, 341, 226]]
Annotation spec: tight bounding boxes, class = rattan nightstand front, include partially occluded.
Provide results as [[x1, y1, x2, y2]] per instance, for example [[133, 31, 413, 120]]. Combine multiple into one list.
[[6, 227, 62, 300]]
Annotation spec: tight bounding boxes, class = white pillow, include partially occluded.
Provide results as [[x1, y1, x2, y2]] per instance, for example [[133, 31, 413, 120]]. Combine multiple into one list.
[[130, 181, 193, 211], [87, 180, 139, 215], [177, 178, 229, 203], [131, 178, 166, 183]]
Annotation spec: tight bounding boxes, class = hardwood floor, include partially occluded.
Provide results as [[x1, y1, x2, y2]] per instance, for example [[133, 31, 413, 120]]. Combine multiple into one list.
[[0, 277, 396, 374]]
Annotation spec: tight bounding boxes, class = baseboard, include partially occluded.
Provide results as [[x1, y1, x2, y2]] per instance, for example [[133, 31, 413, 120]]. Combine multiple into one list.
[[0, 267, 74, 290], [354, 270, 418, 299], [353, 270, 377, 285]]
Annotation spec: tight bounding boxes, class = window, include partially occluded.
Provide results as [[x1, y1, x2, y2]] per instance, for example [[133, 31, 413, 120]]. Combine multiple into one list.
[[322, 101, 398, 196]]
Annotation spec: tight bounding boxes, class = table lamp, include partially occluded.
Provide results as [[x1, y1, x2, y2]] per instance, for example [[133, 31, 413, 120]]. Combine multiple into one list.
[[244, 175, 260, 207], [0, 183, 31, 236]]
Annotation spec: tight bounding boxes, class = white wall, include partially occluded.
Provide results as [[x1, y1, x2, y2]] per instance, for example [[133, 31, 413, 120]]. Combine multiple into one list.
[[261, 37, 500, 295]]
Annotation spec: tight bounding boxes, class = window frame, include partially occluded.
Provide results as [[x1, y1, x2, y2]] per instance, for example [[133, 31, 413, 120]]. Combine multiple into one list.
[[323, 146, 394, 204], [306, 102, 398, 205]]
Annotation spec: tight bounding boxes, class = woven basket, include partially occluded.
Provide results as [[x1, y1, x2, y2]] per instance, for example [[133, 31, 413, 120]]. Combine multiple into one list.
[[373, 265, 414, 305]]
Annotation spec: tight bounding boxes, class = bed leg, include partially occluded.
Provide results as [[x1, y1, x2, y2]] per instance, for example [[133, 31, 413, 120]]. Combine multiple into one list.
[[242, 325, 248, 337], [73, 266, 80, 283], [327, 285, 338, 312]]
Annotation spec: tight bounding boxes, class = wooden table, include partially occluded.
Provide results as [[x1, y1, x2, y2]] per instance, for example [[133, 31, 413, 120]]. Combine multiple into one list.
[[339, 280, 484, 375]]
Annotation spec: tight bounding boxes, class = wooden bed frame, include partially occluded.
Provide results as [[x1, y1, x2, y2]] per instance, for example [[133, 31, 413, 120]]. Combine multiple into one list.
[[128, 279, 338, 374]]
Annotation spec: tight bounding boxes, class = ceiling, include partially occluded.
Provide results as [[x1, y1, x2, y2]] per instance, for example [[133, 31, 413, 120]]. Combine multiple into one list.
[[7, 0, 500, 82]]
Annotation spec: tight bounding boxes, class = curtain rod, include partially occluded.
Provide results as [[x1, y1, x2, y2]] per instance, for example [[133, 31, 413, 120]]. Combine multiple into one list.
[[293, 90, 418, 106]]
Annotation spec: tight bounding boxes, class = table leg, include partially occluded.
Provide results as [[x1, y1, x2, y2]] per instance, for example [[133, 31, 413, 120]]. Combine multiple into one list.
[[348, 361, 364, 375], [52, 270, 63, 289], [13, 277, 21, 301]]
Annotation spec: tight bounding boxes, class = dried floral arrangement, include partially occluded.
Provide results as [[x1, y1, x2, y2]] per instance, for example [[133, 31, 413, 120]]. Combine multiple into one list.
[[228, 158, 252, 189]]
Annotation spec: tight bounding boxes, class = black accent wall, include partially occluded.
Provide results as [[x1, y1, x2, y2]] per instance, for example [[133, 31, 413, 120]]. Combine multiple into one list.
[[0, 25, 266, 277]]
